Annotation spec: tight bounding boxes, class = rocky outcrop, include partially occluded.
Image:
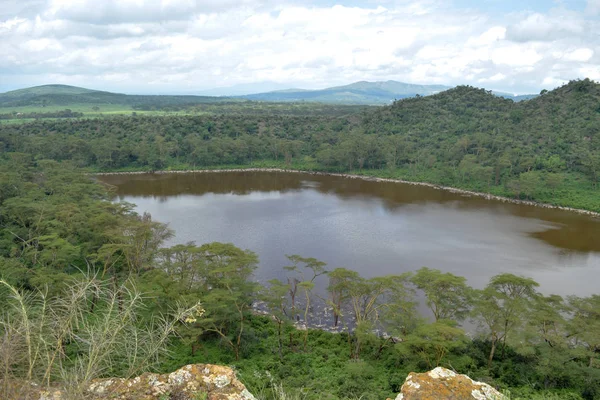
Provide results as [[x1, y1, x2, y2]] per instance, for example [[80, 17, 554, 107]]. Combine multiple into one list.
[[37, 364, 255, 400], [392, 367, 506, 400]]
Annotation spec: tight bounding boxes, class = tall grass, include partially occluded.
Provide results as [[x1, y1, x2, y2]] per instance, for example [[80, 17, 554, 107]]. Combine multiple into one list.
[[0, 275, 196, 399]]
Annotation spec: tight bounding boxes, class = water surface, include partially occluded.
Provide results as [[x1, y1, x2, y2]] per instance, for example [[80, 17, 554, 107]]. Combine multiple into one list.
[[99, 171, 600, 296]]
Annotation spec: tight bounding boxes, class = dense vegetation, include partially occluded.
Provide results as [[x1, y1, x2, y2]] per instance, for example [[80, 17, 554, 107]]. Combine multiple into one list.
[[0, 160, 599, 400], [0, 109, 84, 120], [1, 79, 599, 210], [1, 78, 599, 399]]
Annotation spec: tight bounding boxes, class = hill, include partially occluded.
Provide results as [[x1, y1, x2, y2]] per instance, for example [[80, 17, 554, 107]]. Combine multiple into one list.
[[240, 81, 538, 104], [0, 84, 238, 109], [241, 80, 452, 104], [1, 84, 99, 97], [1, 83, 539, 110]]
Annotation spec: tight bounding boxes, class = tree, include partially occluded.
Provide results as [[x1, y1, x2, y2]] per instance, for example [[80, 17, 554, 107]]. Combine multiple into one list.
[[111, 212, 173, 275], [508, 171, 541, 200], [283, 255, 327, 319], [262, 279, 289, 359], [327, 267, 356, 327], [298, 280, 315, 351], [472, 273, 540, 369], [397, 320, 469, 368], [410, 267, 472, 323], [195, 242, 259, 360], [337, 271, 415, 359], [568, 295, 600, 368], [582, 151, 600, 188]]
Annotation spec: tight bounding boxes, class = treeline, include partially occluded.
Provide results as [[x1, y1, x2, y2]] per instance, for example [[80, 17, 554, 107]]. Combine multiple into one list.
[[0, 89, 235, 108], [1, 79, 599, 210], [0, 109, 84, 120], [132, 101, 371, 116], [1, 159, 599, 399]]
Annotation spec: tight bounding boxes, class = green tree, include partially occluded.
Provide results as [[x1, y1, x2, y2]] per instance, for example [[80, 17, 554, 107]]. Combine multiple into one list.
[[397, 320, 469, 368], [195, 242, 259, 360], [472, 273, 539, 369], [410, 267, 472, 322]]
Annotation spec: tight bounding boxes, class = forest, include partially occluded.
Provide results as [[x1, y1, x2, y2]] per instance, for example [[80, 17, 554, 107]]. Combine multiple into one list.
[[0, 79, 599, 211], [0, 79, 599, 399]]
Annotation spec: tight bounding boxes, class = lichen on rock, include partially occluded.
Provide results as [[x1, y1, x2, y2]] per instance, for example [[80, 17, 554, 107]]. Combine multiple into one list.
[[34, 364, 255, 400], [392, 367, 506, 400]]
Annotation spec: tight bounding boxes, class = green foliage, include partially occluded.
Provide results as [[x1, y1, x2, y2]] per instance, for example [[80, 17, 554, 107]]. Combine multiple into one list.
[[1, 79, 599, 210], [410, 267, 472, 322], [1, 81, 600, 400]]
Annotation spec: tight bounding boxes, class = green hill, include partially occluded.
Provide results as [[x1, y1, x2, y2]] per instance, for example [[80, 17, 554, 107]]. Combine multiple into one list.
[[0, 84, 238, 109], [2, 84, 100, 97]]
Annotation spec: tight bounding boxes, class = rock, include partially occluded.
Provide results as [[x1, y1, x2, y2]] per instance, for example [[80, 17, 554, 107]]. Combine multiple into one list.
[[392, 367, 506, 400], [35, 364, 255, 400]]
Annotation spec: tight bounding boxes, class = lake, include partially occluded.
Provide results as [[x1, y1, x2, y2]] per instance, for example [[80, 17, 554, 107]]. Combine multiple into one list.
[[98, 171, 600, 297]]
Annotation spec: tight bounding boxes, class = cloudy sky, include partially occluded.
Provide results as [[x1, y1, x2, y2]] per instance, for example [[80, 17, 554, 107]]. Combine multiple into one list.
[[1, 0, 598, 94]]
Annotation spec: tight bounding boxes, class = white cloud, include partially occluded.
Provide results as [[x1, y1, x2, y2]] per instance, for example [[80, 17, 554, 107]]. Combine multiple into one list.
[[564, 48, 594, 62], [0, 0, 598, 93], [587, 0, 600, 15], [45, 0, 268, 24], [505, 12, 584, 42]]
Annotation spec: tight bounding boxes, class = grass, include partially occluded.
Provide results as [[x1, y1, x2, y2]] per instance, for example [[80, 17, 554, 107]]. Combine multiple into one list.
[[0, 103, 209, 124]]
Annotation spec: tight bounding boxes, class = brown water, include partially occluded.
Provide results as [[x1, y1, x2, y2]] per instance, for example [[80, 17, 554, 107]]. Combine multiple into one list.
[[99, 171, 600, 296]]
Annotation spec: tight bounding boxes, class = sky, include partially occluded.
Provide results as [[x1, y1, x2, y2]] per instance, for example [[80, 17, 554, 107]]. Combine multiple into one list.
[[0, 0, 598, 95]]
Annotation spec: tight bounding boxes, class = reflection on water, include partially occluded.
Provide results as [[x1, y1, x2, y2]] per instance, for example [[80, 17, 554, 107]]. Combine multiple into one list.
[[98, 171, 600, 297]]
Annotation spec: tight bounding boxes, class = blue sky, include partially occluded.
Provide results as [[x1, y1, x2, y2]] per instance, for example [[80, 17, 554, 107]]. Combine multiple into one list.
[[0, 0, 598, 94]]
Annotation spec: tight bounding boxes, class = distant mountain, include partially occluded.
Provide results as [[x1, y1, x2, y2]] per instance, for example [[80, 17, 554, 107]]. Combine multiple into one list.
[[241, 80, 452, 104], [1, 83, 539, 109], [0, 84, 237, 108], [197, 82, 298, 96]]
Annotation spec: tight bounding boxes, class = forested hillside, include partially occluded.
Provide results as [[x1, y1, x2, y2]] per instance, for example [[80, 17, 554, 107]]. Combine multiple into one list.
[[1, 79, 598, 210]]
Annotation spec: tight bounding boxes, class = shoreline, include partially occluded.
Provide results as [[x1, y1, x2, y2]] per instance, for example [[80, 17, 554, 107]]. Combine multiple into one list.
[[94, 168, 600, 218]]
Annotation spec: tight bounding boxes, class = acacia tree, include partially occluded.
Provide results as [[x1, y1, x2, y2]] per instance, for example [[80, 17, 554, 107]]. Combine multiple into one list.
[[196, 242, 259, 360], [410, 267, 472, 322], [262, 279, 289, 359], [568, 295, 600, 368], [397, 320, 468, 368], [327, 268, 416, 359], [157, 243, 207, 292], [472, 273, 539, 369], [298, 281, 315, 351], [115, 212, 173, 275], [522, 294, 574, 389], [283, 255, 327, 319], [327, 268, 356, 327]]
